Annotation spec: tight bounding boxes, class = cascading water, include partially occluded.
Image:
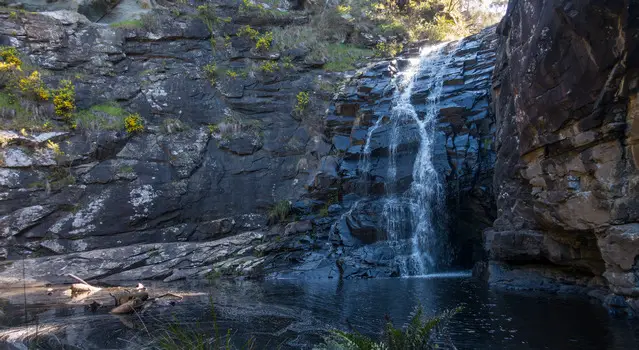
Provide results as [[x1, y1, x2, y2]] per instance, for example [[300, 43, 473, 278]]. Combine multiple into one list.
[[362, 43, 456, 276]]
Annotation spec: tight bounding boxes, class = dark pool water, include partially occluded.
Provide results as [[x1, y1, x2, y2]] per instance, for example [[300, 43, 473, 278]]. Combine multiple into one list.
[[1, 274, 639, 349]]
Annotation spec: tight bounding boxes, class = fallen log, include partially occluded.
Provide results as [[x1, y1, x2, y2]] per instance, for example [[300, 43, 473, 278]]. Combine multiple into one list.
[[110, 291, 149, 306], [68, 274, 101, 293], [110, 298, 146, 314]]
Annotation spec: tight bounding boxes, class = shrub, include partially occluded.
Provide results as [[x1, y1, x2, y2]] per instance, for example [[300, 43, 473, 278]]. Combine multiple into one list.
[[258, 60, 278, 73], [74, 102, 127, 131], [124, 113, 144, 133], [46, 140, 63, 156], [208, 123, 220, 134], [109, 19, 144, 29], [281, 56, 294, 70], [269, 200, 291, 223], [197, 4, 231, 32], [374, 41, 404, 57], [0, 46, 22, 68], [239, 0, 284, 19], [226, 70, 238, 79], [255, 31, 273, 51], [318, 305, 461, 350], [18, 71, 49, 101], [336, 5, 351, 15], [237, 25, 259, 40], [323, 44, 372, 72], [53, 80, 75, 120], [295, 91, 310, 114], [0, 46, 22, 85], [204, 63, 217, 84]]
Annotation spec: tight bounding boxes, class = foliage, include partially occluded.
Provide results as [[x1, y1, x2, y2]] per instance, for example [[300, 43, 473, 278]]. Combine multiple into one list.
[[46, 140, 62, 156], [254, 31, 273, 51], [295, 91, 310, 114], [237, 25, 260, 40], [239, 0, 285, 18], [208, 123, 220, 134], [258, 60, 278, 73], [18, 71, 49, 101], [325, 0, 503, 44], [0, 46, 22, 70], [336, 5, 352, 15], [154, 300, 256, 350], [271, 25, 372, 71], [269, 200, 291, 223], [317, 306, 461, 350], [197, 4, 231, 32], [374, 41, 404, 57], [204, 63, 218, 84], [0, 46, 22, 87], [74, 102, 127, 131], [124, 113, 144, 133], [109, 19, 144, 29], [53, 80, 75, 120], [281, 56, 294, 69], [323, 44, 372, 72]]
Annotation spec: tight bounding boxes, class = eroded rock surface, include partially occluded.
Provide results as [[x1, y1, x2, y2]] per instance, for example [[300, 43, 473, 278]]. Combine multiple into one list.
[[0, 5, 337, 282], [486, 0, 639, 313]]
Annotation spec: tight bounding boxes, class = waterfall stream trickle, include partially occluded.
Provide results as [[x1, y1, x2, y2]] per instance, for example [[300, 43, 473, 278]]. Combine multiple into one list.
[[360, 43, 456, 276]]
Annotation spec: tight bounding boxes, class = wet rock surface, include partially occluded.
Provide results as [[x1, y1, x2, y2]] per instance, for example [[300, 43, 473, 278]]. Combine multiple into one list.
[[315, 27, 498, 276], [486, 0, 639, 312]]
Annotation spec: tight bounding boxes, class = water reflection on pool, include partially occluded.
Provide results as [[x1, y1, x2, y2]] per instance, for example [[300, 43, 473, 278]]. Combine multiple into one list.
[[1, 275, 638, 349]]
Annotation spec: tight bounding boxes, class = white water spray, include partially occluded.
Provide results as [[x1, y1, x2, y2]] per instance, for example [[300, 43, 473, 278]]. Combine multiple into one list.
[[381, 43, 456, 275]]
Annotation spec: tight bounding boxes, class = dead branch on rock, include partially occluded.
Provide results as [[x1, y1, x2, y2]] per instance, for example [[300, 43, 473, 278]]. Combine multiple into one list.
[[68, 274, 101, 293]]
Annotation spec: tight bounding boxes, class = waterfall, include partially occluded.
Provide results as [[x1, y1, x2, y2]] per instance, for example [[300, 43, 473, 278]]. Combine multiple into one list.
[[367, 43, 455, 276]]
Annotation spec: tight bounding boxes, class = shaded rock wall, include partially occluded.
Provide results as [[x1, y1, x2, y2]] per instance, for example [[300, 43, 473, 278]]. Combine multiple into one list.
[[314, 27, 498, 275], [0, 4, 337, 282], [487, 0, 639, 310]]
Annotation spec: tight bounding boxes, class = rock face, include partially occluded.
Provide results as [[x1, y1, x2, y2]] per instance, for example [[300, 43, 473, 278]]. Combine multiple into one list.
[[0, 2, 499, 284], [0, 4, 335, 282], [310, 27, 498, 276], [486, 0, 639, 311]]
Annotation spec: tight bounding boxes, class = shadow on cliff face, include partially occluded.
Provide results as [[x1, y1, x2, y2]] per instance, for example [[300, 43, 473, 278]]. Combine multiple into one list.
[[485, 0, 639, 314]]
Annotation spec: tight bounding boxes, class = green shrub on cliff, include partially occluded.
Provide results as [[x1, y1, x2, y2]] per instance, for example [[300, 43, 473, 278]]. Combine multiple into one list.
[[74, 102, 127, 131], [269, 200, 292, 223], [109, 19, 144, 29]]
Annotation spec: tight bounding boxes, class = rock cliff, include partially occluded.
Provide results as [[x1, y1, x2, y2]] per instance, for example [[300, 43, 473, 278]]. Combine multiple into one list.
[[3, 0, 638, 316], [0, 2, 339, 283], [0, 1, 499, 284], [486, 0, 639, 313]]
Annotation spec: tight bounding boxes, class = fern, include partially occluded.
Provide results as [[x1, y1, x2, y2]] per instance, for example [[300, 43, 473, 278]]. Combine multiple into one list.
[[316, 305, 460, 350]]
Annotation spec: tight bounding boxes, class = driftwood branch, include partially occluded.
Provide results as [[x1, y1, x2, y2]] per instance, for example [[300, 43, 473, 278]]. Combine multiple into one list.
[[68, 274, 101, 293]]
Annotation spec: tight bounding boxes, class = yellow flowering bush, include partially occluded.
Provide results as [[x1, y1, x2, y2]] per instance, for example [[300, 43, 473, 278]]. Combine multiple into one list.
[[124, 113, 144, 133], [0, 46, 22, 85], [19, 71, 50, 101], [0, 46, 22, 68], [53, 80, 75, 120]]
